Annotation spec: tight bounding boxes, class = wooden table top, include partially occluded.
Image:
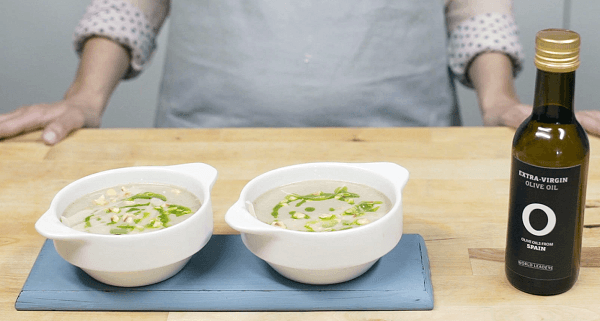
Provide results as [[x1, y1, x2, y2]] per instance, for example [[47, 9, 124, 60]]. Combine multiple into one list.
[[2, 127, 600, 320]]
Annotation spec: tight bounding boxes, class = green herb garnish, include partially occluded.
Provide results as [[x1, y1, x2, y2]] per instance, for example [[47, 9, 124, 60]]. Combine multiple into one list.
[[321, 220, 339, 229], [167, 204, 192, 217], [121, 202, 150, 208], [127, 192, 167, 202], [109, 227, 133, 235], [154, 207, 170, 226], [342, 201, 382, 217], [271, 186, 360, 218], [84, 215, 94, 228], [319, 214, 337, 220], [304, 222, 316, 232]]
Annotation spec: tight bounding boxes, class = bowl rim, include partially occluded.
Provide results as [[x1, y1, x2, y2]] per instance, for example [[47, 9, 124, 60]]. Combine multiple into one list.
[[36, 163, 217, 241], [227, 161, 408, 237]]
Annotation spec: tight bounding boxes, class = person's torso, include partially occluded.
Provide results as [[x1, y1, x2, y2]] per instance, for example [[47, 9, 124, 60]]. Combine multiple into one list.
[[156, 0, 459, 128]]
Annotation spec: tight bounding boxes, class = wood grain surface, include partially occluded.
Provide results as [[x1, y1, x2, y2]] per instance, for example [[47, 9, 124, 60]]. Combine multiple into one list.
[[2, 127, 600, 321]]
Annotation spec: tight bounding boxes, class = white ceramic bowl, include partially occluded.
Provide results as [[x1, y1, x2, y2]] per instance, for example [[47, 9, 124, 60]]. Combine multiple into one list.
[[35, 163, 217, 287], [225, 162, 409, 285]]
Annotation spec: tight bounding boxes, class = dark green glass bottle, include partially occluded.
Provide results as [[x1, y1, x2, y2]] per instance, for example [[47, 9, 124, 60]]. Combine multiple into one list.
[[505, 29, 589, 295]]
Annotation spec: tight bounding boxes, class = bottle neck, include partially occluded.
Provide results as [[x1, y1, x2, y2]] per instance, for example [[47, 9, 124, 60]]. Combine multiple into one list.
[[531, 69, 576, 123]]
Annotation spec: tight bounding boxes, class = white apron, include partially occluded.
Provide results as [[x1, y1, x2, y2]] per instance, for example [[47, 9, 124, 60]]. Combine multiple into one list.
[[155, 0, 460, 128]]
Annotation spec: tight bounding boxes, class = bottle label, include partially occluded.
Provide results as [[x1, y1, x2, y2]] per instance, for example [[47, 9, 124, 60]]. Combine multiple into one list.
[[506, 157, 581, 280]]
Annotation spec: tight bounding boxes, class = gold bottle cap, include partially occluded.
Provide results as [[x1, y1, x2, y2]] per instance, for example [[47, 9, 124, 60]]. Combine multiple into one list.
[[535, 29, 580, 73]]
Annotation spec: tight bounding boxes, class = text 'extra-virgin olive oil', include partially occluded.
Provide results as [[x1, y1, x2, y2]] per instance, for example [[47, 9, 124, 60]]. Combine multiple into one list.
[[505, 29, 589, 295]]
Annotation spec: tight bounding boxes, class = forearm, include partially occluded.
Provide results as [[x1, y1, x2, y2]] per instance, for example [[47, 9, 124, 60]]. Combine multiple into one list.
[[74, 0, 169, 79], [469, 52, 517, 109], [469, 52, 528, 128], [64, 37, 130, 119]]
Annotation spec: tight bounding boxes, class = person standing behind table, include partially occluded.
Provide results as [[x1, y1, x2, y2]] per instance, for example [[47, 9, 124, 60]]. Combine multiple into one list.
[[2, 0, 599, 145]]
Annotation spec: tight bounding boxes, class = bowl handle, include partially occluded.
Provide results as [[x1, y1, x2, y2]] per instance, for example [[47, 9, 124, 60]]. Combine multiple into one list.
[[225, 200, 273, 235], [35, 209, 86, 241], [166, 163, 218, 190], [352, 162, 410, 190]]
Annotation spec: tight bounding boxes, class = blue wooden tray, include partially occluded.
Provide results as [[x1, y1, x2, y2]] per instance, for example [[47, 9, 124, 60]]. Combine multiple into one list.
[[16, 234, 433, 311]]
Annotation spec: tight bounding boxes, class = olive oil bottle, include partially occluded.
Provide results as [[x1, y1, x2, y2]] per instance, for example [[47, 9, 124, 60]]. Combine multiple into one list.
[[505, 29, 589, 295]]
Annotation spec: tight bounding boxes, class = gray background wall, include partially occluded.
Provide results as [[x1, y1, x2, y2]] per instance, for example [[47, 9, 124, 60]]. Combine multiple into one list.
[[1, 0, 597, 128]]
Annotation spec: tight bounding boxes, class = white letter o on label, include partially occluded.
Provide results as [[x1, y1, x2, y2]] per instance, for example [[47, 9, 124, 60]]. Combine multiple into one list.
[[522, 203, 556, 236]]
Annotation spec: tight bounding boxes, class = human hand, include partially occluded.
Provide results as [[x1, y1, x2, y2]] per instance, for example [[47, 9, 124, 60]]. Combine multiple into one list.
[[576, 110, 600, 137], [481, 97, 600, 137], [0, 96, 104, 145], [480, 96, 531, 130], [0, 37, 131, 145]]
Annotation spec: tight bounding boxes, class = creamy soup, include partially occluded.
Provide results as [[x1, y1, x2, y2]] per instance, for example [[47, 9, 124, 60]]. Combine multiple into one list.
[[61, 183, 201, 235], [253, 180, 391, 232]]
